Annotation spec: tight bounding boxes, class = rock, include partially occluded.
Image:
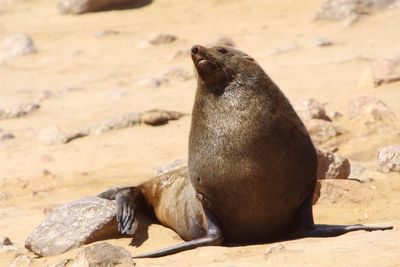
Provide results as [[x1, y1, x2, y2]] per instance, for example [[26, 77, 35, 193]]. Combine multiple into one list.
[[0, 191, 8, 201], [10, 255, 32, 267], [37, 90, 53, 102], [139, 33, 177, 48], [315, 0, 400, 22], [140, 109, 185, 126], [269, 43, 299, 55], [296, 98, 331, 122], [136, 77, 163, 88], [1, 131, 15, 140], [57, 0, 141, 14], [0, 102, 40, 120], [315, 37, 334, 47], [25, 196, 118, 256], [154, 159, 186, 175], [0, 236, 12, 246], [377, 144, 400, 173], [37, 126, 70, 145], [305, 119, 343, 144], [85, 112, 141, 135], [46, 259, 73, 267], [348, 96, 396, 123], [370, 57, 400, 86], [350, 165, 366, 176], [72, 242, 134, 267], [317, 149, 351, 180], [0, 33, 36, 63], [94, 30, 119, 38]]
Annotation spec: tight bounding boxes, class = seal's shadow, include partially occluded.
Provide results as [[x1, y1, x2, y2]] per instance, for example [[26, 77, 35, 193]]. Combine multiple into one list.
[[129, 213, 155, 247]]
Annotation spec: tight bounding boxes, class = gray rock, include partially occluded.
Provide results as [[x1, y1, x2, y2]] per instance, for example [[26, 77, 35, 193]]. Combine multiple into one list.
[[0, 33, 36, 63], [37, 126, 70, 145], [1, 131, 15, 140], [296, 98, 331, 122], [85, 112, 141, 135], [72, 242, 134, 267], [348, 96, 396, 123], [317, 149, 351, 180], [305, 119, 343, 144], [25, 196, 118, 256], [37, 90, 54, 102], [136, 77, 163, 88], [370, 57, 400, 86], [140, 109, 185, 126], [315, 0, 399, 22], [0, 102, 40, 120], [350, 165, 366, 176], [58, 0, 141, 14], [377, 144, 400, 173], [139, 33, 177, 48], [0, 236, 12, 246], [94, 30, 119, 38]]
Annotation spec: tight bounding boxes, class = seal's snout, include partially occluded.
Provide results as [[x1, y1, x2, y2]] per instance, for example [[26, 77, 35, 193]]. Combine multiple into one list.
[[191, 45, 199, 55]]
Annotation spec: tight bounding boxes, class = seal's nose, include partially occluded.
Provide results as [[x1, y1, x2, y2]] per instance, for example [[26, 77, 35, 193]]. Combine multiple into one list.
[[191, 45, 198, 55]]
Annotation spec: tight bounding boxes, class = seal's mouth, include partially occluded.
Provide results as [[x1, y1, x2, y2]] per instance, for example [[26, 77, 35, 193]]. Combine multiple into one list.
[[191, 45, 217, 72]]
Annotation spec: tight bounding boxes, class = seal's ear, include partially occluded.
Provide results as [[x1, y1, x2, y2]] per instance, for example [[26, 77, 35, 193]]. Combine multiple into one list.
[[244, 56, 255, 61]]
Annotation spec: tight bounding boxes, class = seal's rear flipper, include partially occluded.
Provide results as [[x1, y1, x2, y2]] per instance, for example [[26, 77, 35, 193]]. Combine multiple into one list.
[[133, 207, 223, 258], [304, 224, 393, 238]]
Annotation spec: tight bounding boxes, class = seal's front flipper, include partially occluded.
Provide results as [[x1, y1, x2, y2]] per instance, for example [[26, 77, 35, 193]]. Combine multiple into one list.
[[305, 224, 393, 237], [133, 206, 223, 258], [98, 186, 144, 235]]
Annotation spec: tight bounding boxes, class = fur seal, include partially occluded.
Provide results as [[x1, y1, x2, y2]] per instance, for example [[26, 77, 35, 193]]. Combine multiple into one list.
[[101, 45, 392, 258]]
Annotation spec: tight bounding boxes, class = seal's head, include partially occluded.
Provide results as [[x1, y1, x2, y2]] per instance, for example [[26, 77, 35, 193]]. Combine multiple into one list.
[[191, 45, 260, 93]]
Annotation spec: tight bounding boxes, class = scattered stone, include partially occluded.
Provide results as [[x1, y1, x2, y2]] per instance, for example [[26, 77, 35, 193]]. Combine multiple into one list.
[[348, 96, 396, 123], [377, 144, 400, 173], [1, 131, 15, 140], [0, 33, 36, 63], [350, 165, 366, 176], [140, 109, 185, 126], [139, 33, 177, 48], [37, 126, 70, 145], [269, 43, 299, 55], [154, 159, 186, 175], [305, 119, 343, 144], [10, 254, 32, 267], [0, 102, 40, 120], [315, 0, 399, 23], [136, 77, 163, 88], [46, 259, 73, 267], [72, 242, 134, 267], [0, 236, 12, 246], [25, 196, 118, 256], [85, 112, 141, 135], [159, 66, 194, 81], [328, 110, 344, 120], [317, 149, 351, 180], [370, 57, 400, 86], [58, 0, 138, 14], [315, 37, 334, 47], [296, 98, 331, 122], [0, 191, 8, 201], [94, 30, 119, 38]]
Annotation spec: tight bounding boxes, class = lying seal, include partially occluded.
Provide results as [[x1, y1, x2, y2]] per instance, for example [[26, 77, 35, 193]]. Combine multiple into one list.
[[101, 45, 392, 258]]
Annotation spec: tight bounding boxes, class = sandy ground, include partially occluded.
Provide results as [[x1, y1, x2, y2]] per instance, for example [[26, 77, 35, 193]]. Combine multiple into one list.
[[1, 0, 400, 266]]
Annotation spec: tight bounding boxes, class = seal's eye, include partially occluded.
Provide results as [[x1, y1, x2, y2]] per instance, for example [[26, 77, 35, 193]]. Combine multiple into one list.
[[216, 47, 227, 54]]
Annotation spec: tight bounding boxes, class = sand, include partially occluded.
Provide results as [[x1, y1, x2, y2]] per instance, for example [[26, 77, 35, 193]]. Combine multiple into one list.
[[0, 0, 399, 266]]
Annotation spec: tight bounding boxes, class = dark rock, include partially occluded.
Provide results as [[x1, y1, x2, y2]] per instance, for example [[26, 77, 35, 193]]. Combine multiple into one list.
[[25, 197, 118, 256], [140, 109, 185, 126], [377, 144, 400, 173], [317, 149, 351, 180], [0, 33, 36, 63], [0, 236, 12, 246], [371, 57, 400, 86], [348, 96, 396, 123], [1, 131, 15, 140], [72, 242, 134, 267]]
